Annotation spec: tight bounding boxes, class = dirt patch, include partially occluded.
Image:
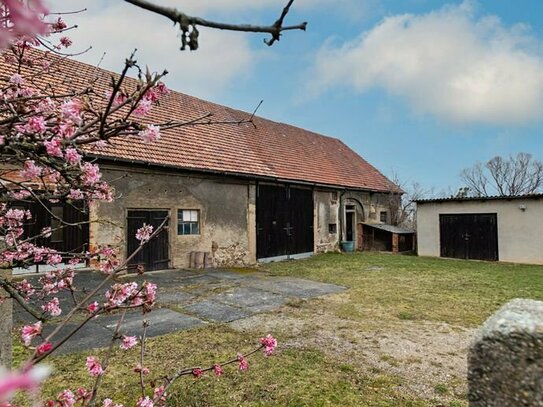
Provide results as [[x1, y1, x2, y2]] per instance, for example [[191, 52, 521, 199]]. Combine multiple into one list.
[[230, 293, 474, 404]]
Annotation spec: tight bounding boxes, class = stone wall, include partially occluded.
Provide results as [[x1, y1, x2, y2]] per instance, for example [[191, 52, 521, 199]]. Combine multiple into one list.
[[92, 165, 254, 268], [468, 299, 543, 406]]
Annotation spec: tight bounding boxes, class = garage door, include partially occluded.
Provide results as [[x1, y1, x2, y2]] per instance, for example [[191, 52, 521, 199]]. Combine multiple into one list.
[[439, 213, 498, 261], [256, 184, 314, 259]]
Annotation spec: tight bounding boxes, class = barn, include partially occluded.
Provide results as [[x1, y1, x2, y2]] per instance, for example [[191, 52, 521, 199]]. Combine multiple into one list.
[[3, 55, 401, 271], [416, 195, 543, 264]]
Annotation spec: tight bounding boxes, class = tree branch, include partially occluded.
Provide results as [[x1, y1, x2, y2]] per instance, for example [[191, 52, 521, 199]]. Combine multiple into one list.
[[123, 0, 307, 50]]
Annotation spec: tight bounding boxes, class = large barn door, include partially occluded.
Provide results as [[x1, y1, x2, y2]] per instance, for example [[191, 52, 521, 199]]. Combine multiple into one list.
[[127, 210, 169, 272], [256, 184, 314, 259], [439, 213, 498, 261]]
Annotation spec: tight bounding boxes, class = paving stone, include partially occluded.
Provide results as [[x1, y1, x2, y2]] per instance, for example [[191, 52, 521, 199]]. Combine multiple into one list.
[[202, 270, 255, 281], [245, 277, 345, 298], [95, 308, 203, 338], [184, 300, 250, 322], [179, 274, 222, 285], [210, 287, 286, 313], [42, 322, 114, 355], [157, 290, 194, 304]]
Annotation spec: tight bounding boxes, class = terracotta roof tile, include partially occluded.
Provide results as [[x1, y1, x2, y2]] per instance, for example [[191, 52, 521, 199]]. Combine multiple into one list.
[[0, 51, 399, 193]]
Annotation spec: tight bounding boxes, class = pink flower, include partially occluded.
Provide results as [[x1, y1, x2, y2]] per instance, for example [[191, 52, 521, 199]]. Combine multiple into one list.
[[21, 321, 42, 346], [41, 297, 62, 316], [44, 138, 63, 157], [133, 99, 152, 117], [20, 160, 42, 179], [85, 356, 104, 377], [81, 162, 102, 186], [213, 364, 223, 377], [192, 368, 203, 378], [59, 36, 72, 48], [57, 389, 76, 407], [61, 99, 82, 125], [68, 188, 84, 200], [102, 399, 124, 407], [87, 301, 99, 313], [9, 73, 23, 85], [237, 353, 249, 371], [136, 396, 153, 407], [143, 282, 157, 306], [24, 116, 46, 133], [135, 224, 153, 243], [153, 386, 166, 405], [133, 364, 150, 375], [41, 226, 52, 237], [120, 335, 138, 350], [64, 148, 81, 165], [51, 17, 67, 31], [260, 334, 278, 356], [138, 124, 161, 143], [46, 253, 63, 265], [0, 365, 50, 401], [36, 341, 53, 356]]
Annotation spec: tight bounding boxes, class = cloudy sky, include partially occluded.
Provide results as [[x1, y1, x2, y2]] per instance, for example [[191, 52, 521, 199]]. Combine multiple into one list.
[[48, 0, 543, 194]]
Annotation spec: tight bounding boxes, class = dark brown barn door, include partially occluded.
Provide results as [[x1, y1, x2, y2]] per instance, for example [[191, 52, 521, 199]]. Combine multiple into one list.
[[439, 213, 498, 261], [127, 210, 169, 272], [256, 185, 313, 259]]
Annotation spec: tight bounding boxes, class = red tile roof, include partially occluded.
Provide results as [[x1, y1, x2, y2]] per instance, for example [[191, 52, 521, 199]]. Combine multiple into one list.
[[1, 51, 399, 193]]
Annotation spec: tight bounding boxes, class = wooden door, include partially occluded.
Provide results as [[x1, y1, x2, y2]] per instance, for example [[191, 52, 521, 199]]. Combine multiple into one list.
[[439, 213, 498, 261], [256, 185, 313, 259], [127, 210, 169, 272]]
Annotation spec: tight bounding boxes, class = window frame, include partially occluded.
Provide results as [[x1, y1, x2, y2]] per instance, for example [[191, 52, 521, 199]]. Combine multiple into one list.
[[177, 209, 200, 235]]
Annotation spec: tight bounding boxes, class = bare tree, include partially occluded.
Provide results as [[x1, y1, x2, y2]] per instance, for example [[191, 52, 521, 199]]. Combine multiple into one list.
[[387, 172, 432, 230], [460, 153, 543, 197]]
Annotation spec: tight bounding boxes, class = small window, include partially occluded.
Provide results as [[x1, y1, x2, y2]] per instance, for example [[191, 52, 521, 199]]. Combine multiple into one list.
[[328, 223, 337, 234], [380, 211, 388, 223], [330, 191, 338, 203], [177, 209, 200, 235], [50, 206, 64, 242]]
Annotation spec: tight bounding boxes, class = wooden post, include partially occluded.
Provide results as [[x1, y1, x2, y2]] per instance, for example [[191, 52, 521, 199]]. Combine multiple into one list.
[[0, 268, 12, 367], [392, 233, 399, 253], [357, 223, 364, 251]]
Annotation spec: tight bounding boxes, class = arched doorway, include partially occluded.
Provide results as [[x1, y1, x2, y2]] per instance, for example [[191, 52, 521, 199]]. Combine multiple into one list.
[[342, 198, 365, 249]]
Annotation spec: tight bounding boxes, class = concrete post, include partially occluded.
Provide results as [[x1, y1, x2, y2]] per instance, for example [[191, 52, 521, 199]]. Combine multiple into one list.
[[0, 268, 12, 368], [468, 299, 543, 406]]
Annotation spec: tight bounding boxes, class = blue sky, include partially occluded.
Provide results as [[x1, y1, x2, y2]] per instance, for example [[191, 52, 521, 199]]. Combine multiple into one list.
[[55, 0, 543, 195]]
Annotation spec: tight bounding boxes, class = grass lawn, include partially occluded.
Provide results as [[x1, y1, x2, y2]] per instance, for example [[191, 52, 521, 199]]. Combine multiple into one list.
[[15, 253, 543, 406]]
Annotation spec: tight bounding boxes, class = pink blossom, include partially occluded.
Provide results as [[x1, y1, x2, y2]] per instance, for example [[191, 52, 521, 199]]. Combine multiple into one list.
[[138, 124, 161, 143], [41, 226, 52, 237], [120, 335, 138, 350], [136, 396, 153, 407], [61, 99, 82, 125], [51, 17, 67, 31], [87, 301, 99, 313], [81, 162, 102, 186], [135, 224, 153, 243], [59, 36, 72, 48], [44, 138, 63, 157], [68, 188, 84, 200], [143, 282, 157, 306], [237, 353, 249, 371], [260, 334, 278, 356], [41, 297, 61, 316], [46, 253, 62, 265], [192, 368, 203, 378], [14, 279, 34, 299], [57, 389, 76, 407], [64, 148, 81, 165], [0, 365, 50, 401], [153, 386, 166, 405], [9, 73, 23, 85], [21, 321, 42, 346], [10, 189, 31, 200], [133, 99, 152, 117], [214, 364, 223, 377], [35, 97, 55, 114], [102, 399, 124, 407], [36, 341, 52, 355], [0, 0, 49, 48], [85, 356, 104, 377], [105, 90, 127, 106], [24, 116, 46, 133], [155, 82, 169, 95], [133, 364, 150, 375], [20, 159, 42, 179]]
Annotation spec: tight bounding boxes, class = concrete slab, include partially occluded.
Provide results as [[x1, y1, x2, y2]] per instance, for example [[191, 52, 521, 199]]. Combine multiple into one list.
[[42, 321, 114, 355], [184, 300, 250, 322], [202, 270, 256, 281], [210, 287, 286, 313], [157, 290, 194, 304], [95, 308, 203, 338]]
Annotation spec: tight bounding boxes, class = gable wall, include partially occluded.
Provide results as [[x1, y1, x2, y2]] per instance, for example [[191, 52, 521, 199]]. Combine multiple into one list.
[[417, 198, 543, 264]]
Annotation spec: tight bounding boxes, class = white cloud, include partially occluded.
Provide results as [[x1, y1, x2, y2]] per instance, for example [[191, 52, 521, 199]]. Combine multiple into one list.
[[308, 1, 543, 125], [47, 0, 259, 98]]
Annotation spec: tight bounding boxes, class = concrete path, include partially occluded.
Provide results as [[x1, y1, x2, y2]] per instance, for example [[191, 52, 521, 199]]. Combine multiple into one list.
[[14, 269, 345, 355]]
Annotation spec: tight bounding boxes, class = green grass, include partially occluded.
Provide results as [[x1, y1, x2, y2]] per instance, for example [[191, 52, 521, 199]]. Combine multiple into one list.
[[14, 252, 543, 406], [261, 252, 543, 327]]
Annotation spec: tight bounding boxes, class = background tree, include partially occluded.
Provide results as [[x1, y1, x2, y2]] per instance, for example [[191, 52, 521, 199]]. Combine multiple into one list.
[[387, 172, 431, 230], [460, 153, 543, 197]]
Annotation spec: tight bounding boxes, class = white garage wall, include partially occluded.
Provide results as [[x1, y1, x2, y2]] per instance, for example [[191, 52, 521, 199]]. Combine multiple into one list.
[[417, 198, 543, 265]]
